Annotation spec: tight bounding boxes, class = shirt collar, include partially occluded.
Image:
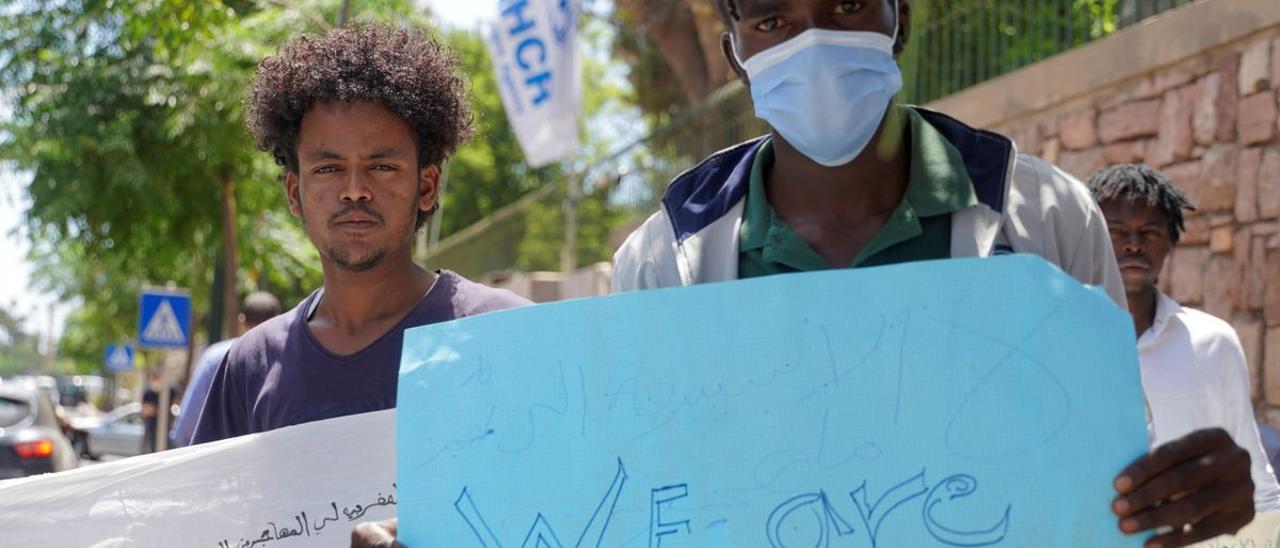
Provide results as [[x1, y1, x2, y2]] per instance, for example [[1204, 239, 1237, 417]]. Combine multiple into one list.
[[739, 107, 977, 253], [739, 138, 775, 252], [903, 107, 978, 217], [1139, 291, 1183, 346]]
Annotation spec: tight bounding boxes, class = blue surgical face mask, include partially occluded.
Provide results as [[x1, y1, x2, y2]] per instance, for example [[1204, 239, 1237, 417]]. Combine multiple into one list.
[[735, 17, 903, 167]]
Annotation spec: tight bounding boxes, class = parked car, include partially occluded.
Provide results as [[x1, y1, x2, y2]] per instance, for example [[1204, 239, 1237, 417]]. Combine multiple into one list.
[[0, 384, 79, 480], [71, 403, 143, 459]]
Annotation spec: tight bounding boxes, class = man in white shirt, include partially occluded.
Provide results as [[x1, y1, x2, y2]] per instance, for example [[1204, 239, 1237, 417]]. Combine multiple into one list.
[[1090, 164, 1280, 512]]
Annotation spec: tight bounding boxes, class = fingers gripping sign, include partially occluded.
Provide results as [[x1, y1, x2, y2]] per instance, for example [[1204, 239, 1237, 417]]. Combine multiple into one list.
[[1113, 428, 1256, 548]]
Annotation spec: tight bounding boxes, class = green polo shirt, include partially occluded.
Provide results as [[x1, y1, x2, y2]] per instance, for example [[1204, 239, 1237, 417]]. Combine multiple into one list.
[[738, 107, 979, 278]]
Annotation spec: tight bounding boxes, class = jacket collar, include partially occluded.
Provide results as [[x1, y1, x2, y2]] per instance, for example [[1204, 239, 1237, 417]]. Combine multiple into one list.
[[660, 106, 1015, 244]]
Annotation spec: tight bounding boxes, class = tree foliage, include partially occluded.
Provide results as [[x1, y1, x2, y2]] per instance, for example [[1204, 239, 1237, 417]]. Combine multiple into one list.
[[0, 0, 529, 373], [436, 28, 560, 237]]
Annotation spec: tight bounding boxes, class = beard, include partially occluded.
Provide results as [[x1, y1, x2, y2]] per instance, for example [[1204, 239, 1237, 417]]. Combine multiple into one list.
[[298, 179, 426, 273], [326, 245, 389, 272]]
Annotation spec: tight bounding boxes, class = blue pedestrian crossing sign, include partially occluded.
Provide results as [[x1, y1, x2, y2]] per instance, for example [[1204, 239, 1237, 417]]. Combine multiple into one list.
[[103, 344, 135, 372], [138, 289, 191, 349]]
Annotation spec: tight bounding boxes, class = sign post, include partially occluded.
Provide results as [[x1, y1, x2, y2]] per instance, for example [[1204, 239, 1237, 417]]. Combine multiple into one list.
[[103, 344, 135, 373], [138, 288, 192, 453]]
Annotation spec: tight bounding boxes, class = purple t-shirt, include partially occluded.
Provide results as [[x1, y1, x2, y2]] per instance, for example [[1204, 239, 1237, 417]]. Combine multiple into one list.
[[191, 271, 530, 444]]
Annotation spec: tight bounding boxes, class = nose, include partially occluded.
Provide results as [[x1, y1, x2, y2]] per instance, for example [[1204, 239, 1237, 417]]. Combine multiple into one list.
[[1120, 232, 1143, 255], [339, 169, 372, 203]]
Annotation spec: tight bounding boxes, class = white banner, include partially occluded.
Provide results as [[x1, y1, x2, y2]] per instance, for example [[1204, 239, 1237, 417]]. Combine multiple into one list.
[[483, 0, 581, 168], [0, 410, 396, 548]]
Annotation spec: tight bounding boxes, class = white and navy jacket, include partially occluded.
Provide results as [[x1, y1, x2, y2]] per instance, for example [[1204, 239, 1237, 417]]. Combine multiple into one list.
[[611, 107, 1126, 309]]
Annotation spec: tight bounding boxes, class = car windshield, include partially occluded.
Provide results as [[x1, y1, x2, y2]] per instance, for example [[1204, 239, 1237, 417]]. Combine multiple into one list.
[[0, 396, 33, 428]]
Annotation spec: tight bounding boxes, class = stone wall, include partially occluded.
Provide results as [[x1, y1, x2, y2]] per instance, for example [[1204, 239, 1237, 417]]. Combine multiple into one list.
[[928, 0, 1280, 420]]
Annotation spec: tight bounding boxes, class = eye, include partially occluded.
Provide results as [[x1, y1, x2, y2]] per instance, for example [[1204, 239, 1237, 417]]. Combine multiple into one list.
[[314, 165, 340, 174], [833, 1, 861, 15], [755, 16, 782, 32], [371, 164, 397, 172]]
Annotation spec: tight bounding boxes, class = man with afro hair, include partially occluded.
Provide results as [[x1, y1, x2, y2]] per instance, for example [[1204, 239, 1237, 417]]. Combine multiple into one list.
[[192, 23, 529, 445]]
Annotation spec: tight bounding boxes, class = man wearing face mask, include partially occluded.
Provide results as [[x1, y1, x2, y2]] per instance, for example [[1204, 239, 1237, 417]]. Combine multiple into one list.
[[609, 1, 1257, 546]]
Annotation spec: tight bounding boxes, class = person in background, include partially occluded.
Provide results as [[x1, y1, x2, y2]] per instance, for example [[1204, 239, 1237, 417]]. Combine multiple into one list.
[[1090, 164, 1280, 513], [191, 23, 529, 445], [170, 291, 282, 448], [140, 368, 177, 454]]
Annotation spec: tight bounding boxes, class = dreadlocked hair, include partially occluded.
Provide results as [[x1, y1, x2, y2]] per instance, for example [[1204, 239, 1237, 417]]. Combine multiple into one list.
[[1087, 164, 1196, 244], [715, 0, 740, 26]]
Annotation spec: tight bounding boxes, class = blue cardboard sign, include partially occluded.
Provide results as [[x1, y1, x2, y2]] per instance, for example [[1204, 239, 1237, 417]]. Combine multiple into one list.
[[103, 344, 135, 372], [138, 290, 191, 349], [397, 255, 1148, 546]]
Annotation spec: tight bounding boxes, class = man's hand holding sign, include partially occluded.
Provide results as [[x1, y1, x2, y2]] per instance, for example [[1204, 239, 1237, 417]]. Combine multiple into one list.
[[1114, 428, 1255, 548]]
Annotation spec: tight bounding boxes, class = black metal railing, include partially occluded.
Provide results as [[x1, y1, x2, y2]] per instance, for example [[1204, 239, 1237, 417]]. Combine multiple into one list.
[[901, 0, 1196, 103]]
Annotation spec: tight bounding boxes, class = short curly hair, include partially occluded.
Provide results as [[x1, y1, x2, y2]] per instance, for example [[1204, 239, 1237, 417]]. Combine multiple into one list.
[[247, 23, 473, 177]]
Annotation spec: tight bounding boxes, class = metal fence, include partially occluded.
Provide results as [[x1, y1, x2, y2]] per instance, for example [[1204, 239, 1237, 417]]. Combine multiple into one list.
[[901, 0, 1196, 103], [423, 0, 1197, 280]]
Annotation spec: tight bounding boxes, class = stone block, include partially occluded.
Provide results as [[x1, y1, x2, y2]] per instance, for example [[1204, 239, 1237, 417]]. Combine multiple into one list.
[[1039, 117, 1059, 140], [1268, 251, 1280, 326], [1237, 147, 1263, 223], [1170, 246, 1210, 304], [1164, 160, 1205, 210], [1238, 91, 1278, 145], [1150, 87, 1196, 167], [1262, 149, 1280, 219], [1059, 110, 1098, 150], [1241, 38, 1273, 95], [1104, 141, 1146, 165], [1194, 145, 1239, 212], [1210, 227, 1234, 253], [1098, 99, 1163, 144], [1248, 235, 1268, 312], [1203, 256, 1239, 319], [1152, 66, 1198, 95], [1273, 36, 1280, 92], [1056, 148, 1105, 181], [1217, 52, 1241, 143], [1010, 124, 1041, 158], [1267, 328, 1280, 404], [1194, 73, 1222, 146], [1209, 213, 1236, 227], [1182, 215, 1211, 245]]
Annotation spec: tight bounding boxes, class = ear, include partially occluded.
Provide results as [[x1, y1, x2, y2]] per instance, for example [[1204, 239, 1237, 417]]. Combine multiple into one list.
[[418, 164, 442, 216], [720, 32, 749, 85], [894, 0, 911, 57], [285, 171, 303, 218]]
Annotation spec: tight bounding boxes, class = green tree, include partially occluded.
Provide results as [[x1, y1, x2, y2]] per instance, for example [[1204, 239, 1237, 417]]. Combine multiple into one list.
[[0, 302, 42, 377], [436, 28, 560, 238], [0, 0, 450, 373]]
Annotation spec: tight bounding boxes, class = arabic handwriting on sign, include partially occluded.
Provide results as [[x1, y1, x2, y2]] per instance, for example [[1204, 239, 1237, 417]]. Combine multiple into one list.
[[314, 502, 340, 532], [216, 484, 399, 547], [248, 528, 273, 547], [343, 504, 366, 522]]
